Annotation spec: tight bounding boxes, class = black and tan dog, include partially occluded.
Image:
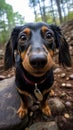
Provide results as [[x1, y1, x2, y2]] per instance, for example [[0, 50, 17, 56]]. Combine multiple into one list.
[[4, 22, 71, 118]]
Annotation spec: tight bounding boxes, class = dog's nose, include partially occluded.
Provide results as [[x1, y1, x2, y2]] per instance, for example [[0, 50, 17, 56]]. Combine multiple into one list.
[[29, 54, 47, 69]]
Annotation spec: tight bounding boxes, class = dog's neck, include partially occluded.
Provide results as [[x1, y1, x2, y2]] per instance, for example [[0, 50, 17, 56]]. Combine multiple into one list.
[[16, 62, 53, 86], [22, 71, 46, 86]]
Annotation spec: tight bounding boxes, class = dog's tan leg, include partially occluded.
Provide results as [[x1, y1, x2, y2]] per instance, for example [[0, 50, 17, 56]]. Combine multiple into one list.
[[49, 89, 55, 97], [40, 101, 51, 117], [17, 99, 28, 118]]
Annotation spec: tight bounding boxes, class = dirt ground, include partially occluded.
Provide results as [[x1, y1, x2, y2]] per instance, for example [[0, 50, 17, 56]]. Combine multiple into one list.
[[0, 20, 73, 130]]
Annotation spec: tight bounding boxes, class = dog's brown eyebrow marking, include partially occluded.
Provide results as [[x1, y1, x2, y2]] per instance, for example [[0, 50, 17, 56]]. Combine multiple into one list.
[[23, 28, 31, 35], [41, 26, 49, 33]]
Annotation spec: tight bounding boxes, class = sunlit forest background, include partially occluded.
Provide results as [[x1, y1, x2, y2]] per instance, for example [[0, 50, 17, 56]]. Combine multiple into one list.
[[0, 0, 73, 44]]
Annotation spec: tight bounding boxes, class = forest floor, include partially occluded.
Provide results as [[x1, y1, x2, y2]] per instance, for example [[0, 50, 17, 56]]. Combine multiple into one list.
[[0, 20, 73, 130]]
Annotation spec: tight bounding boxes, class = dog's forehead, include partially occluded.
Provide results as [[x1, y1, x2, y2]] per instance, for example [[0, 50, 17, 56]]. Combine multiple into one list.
[[21, 22, 50, 32]]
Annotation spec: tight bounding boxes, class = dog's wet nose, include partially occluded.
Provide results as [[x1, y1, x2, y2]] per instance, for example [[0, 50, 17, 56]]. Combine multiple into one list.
[[29, 53, 47, 69]]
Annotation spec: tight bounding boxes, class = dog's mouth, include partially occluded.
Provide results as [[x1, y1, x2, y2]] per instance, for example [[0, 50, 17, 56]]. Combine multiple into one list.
[[22, 56, 54, 77], [22, 61, 47, 77], [31, 69, 47, 77]]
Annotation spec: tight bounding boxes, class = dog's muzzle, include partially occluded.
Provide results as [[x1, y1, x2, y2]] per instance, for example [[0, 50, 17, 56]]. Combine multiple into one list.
[[29, 52, 47, 69]]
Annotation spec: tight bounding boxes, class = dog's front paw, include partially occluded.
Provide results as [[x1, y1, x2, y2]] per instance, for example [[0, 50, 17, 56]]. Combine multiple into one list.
[[41, 104, 51, 117], [17, 106, 28, 118]]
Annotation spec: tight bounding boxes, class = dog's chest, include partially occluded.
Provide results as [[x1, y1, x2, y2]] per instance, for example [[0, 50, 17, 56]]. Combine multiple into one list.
[[16, 67, 54, 98]]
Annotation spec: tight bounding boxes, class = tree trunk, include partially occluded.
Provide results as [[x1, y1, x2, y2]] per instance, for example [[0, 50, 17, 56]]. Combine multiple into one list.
[[42, 0, 46, 22], [33, 2, 37, 21], [55, 0, 63, 23], [66, 0, 70, 19], [50, 0, 56, 24], [61, 1, 66, 22], [38, 0, 43, 21]]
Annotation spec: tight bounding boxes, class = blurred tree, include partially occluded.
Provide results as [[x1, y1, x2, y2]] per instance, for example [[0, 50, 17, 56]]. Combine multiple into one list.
[[61, 0, 66, 21], [29, 0, 60, 23], [5, 4, 15, 30], [0, 0, 7, 31], [29, 0, 38, 20], [29, 0, 47, 21], [50, 0, 56, 23], [38, 0, 43, 21], [14, 12, 24, 26], [0, 0, 25, 44], [55, 0, 63, 23]]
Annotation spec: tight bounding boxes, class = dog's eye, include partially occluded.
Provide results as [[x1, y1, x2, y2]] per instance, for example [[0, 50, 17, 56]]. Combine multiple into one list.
[[20, 34, 27, 41], [46, 31, 53, 39]]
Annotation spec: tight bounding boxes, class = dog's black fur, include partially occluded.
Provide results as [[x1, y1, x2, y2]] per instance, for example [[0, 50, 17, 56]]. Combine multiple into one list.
[[4, 22, 71, 118]]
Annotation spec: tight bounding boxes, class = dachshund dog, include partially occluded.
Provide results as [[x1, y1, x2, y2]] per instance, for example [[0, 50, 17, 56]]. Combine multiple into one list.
[[4, 22, 71, 118]]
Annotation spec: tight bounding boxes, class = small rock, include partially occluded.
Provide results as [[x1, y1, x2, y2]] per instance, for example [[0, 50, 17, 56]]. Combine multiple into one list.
[[48, 98, 65, 114], [54, 68, 62, 74], [61, 73, 66, 78], [66, 67, 72, 71], [66, 83, 72, 88], [69, 74, 73, 80], [29, 111, 33, 117], [65, 101, 72, 108], [69, 46, 73, 51], [64, 113, 70, 119], [61, 83, 72, 88], [61, 83, 66, 87], [28, 121, 59, 130], [66, 77, 70, 81]]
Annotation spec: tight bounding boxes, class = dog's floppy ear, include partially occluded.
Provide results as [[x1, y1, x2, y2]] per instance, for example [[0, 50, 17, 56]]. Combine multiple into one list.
[[50, 24, 71, 67], [4, 26, 22, 70]]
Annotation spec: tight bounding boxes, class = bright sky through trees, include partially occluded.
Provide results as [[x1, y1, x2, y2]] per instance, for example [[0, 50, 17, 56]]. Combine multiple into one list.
[[6, 0, 35, 22]]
